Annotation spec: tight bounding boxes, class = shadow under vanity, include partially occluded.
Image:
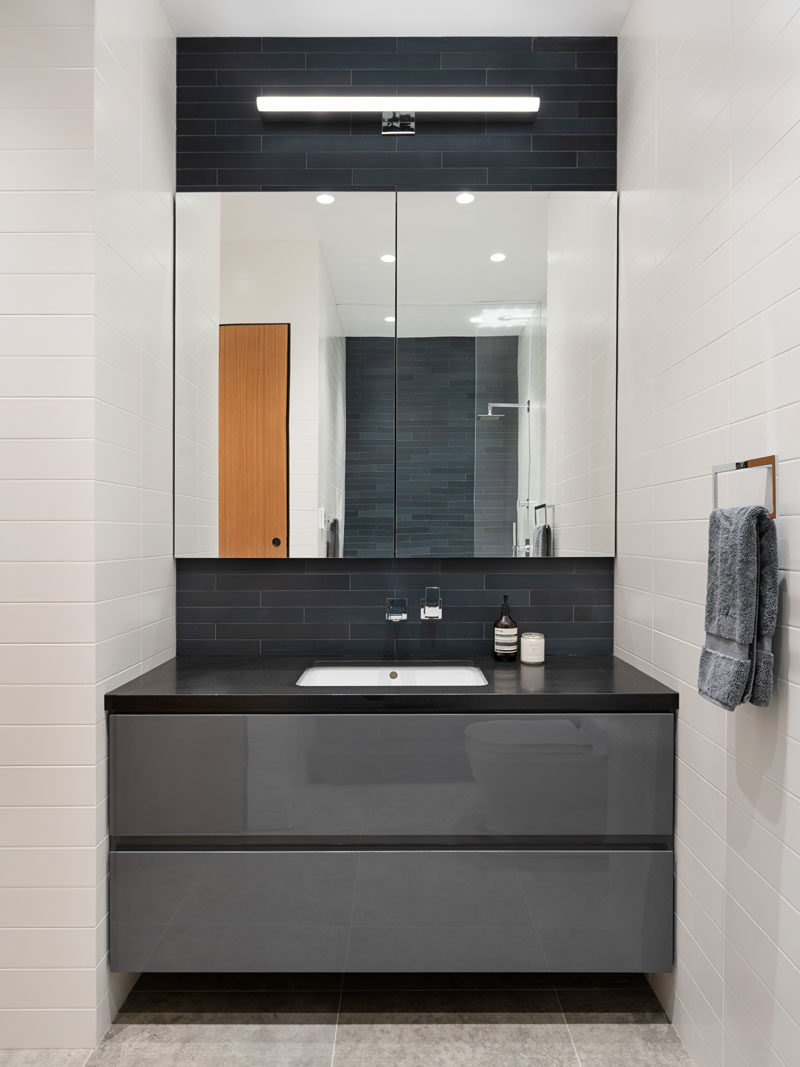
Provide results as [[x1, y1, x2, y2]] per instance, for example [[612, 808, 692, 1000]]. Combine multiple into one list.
[[105, 656, 677, 974]]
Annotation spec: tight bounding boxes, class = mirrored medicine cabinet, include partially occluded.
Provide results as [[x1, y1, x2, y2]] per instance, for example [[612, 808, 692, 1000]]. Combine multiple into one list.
[[174, 189, 617, 560]]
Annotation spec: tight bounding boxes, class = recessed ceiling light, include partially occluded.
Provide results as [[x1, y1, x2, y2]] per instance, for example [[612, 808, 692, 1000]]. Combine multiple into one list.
[[490, 252, 506, 263], [380, 254, 396, 263], [384, 315, 396, 323], [456, 193, 475, 204], [315, 193, 335, 205], [469, 316, 482, 324]]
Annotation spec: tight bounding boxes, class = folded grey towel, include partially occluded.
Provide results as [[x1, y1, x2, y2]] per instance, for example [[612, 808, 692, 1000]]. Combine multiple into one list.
[[698, 506, 778, 711], [532, 524, 551, 557]]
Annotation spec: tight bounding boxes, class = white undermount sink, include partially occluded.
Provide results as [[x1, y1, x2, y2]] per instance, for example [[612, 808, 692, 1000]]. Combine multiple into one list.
[[296, 664, 488, 687]]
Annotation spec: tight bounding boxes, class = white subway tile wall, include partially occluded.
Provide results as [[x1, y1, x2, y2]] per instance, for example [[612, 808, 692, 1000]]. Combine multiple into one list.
[[0, 0, 175, 1051], [617, 2, 800, 1065], [92, 0, 176, 1044]]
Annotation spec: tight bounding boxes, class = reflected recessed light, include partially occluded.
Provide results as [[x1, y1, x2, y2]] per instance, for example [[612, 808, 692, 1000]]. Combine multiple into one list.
[[380, 254, 396, 263], [315, 193, 335, 204], [469, 316, 482, 324], [489, 252, 506, 262], [456, 192, 475, 204], [384, 315, 396, 323]]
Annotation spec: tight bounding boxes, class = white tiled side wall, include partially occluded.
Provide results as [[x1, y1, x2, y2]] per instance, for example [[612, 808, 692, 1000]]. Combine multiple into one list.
[[0, 0, 98, 1050], [93, 0, 176, 1041], [617, 3, 800, 1065], [0, 0, 175, 1051], [545, 192, 617, 556], [175, 194, 221, 557]]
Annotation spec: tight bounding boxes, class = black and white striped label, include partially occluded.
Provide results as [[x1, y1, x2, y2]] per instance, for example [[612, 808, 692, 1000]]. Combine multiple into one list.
[[494, 627, 518, 653]]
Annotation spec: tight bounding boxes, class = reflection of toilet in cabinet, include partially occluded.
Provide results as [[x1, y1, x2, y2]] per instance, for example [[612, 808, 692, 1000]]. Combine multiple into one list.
[[465, 718, 609, 835], [246, 716, 314, 831]]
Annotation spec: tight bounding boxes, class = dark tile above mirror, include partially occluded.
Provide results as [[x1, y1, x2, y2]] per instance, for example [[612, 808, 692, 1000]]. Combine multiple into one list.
[[176, 557, 613, 658], [176, 36, 617, 192]]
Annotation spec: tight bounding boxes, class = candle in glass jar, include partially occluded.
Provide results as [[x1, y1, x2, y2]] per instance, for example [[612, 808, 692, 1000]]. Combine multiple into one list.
[[520, 632, 545, 665]]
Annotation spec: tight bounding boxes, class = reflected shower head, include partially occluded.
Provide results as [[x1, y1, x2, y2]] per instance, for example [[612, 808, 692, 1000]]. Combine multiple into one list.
[[477, 402, 518, 421]]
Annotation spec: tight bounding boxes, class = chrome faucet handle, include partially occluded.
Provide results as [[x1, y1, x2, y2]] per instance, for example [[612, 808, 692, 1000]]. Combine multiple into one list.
[[386, 597, 408, 622], [420, 586, 443, 621]]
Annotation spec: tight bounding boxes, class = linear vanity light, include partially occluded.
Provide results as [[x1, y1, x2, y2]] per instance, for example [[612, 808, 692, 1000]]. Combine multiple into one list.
[[256, 95, 540, 135]]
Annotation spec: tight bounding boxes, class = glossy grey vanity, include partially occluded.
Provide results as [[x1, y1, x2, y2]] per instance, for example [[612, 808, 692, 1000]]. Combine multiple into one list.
[[105, 656, 677, 974]]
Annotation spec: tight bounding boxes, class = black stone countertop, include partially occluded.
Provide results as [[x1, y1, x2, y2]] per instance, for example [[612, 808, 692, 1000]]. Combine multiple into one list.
[[105, 655, 678, 714]]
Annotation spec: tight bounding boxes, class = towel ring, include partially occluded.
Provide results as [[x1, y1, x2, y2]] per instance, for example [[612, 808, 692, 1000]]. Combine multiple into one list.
[[711, 454, 777, 519]]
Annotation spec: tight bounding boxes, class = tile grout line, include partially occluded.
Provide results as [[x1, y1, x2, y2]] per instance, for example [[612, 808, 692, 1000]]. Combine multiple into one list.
[[554, 987, 583, 1066], [329, 972, 345, 1067]]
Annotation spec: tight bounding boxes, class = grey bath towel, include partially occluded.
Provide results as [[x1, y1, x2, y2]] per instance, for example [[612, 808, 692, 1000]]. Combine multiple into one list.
[[532, 524, 551, 557], [698, 506, 778, 712]]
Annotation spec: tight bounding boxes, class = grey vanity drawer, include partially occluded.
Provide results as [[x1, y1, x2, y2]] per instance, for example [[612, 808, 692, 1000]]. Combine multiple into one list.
[[110, 847, 673, 973], [110, 712, 674, 841]]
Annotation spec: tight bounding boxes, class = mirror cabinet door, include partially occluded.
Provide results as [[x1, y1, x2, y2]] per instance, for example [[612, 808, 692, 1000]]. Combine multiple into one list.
[[174, 191, 396, 559], [395, 190, 617, 559]]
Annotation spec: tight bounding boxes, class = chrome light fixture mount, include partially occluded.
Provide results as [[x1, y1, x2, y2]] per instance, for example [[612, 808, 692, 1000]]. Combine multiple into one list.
[[256, 95, 540, 136], [382, 111, 415, 136]]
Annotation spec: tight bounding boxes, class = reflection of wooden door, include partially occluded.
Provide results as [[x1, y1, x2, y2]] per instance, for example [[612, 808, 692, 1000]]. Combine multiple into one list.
[[219, 324, 289, 558]]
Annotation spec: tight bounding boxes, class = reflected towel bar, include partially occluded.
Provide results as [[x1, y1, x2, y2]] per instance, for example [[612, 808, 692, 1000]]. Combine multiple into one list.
[[711, 454, 777, 518]]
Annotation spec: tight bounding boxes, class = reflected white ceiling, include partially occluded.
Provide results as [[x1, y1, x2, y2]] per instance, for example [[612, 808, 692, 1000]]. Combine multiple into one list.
[[162, 0, 631, 37], [219, 191, 548, 337]]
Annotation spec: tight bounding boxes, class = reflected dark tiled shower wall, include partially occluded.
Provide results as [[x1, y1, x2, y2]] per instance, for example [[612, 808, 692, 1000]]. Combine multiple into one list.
[[342, 337, 394, 557], [343, 336, 519, 557], [474, 337, 520, 556], [395, 337, 478, 558]]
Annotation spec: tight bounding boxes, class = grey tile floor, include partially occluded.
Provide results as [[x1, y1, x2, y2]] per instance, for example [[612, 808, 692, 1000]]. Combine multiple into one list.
[[81, 973, 692, 1067], [1, 975, 692, 1067]]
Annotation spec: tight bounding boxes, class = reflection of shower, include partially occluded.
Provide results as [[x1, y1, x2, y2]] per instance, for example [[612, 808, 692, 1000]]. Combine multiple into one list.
[[477, 402, 519, 422]]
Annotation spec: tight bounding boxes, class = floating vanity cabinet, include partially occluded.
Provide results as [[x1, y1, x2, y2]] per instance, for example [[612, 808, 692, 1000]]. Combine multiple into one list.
[[106, 655, 678, 974]]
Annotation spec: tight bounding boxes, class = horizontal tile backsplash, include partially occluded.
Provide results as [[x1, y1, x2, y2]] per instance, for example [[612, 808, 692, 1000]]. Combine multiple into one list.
[[176, 36, 617, 192], [176, 557, 613, 657]]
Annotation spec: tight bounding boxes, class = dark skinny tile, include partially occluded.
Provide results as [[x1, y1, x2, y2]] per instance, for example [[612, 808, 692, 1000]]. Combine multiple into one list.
[[263, 37, 398, 53], [441, 51, 575, 69], [443, 149, 577, 168], [307, 151, 442, 169], [178, 51, 305, 70], [399, 37, 534, 53], [352, 168, 486, 188], [307, 52, 441, 70], [216, 573, 349, 590], [351, 68, 487, 86], [179, 37, 263, 52], [176, 639, 261, 656], [177, 590, 260, 607], [533, 36, 617, 52], [577, 51, 619, 69], [218, 623, 349, 639]]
